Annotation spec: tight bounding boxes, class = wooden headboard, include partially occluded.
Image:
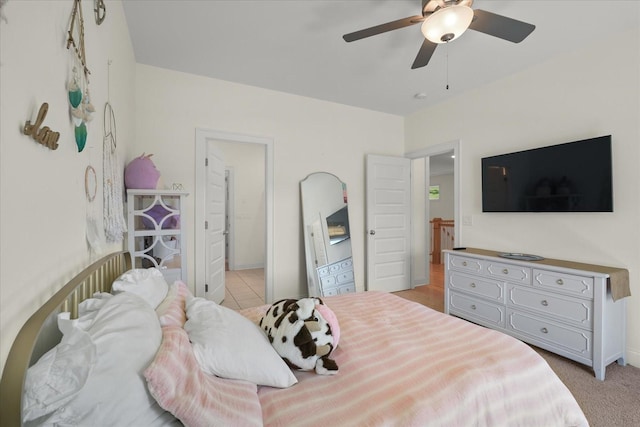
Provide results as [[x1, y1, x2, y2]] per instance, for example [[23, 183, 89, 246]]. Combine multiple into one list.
[[0, 251, 131, 426]]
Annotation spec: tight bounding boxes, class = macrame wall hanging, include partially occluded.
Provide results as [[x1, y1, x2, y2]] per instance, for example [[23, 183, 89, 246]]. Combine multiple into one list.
[[103, 61, 127, 243], [67, 0, 94, 152]]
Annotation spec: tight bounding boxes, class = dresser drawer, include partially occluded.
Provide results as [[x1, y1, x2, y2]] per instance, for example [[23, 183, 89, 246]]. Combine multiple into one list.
[[448, 255, 483, 274], [507, 310, 592, 360], [507, 285, 592, 329], [322, 287, 338, 297], [317, 266, 330, 276], [340, 259, 353, 269], [320, 275, 336, 287], [449, 292, 505, 328], [485, 260, 531, 284], [338, 284, 355, 294], [533, 269, 594, 299], [337, 270, 354, 284], [449, 272, 504, 302]]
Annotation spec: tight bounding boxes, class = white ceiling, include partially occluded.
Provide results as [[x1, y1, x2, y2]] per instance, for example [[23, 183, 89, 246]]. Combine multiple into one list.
[[122, 1, 638, 117]]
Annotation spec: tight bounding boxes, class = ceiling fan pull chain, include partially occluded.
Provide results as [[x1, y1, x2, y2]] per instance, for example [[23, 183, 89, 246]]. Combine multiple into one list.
[[445, 43, 449, 90]]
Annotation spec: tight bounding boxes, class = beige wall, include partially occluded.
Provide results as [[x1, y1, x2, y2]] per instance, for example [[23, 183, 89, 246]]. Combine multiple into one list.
[[217, 140, 266, 270], [133, 64, 405, 301], [0, 1, 136, 373], [405, 28, 640, 367], [429, 173, 454, 220]]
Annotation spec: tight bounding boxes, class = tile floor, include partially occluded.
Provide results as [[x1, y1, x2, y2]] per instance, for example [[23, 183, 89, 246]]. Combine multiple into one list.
[[220, 268, 265, 310]]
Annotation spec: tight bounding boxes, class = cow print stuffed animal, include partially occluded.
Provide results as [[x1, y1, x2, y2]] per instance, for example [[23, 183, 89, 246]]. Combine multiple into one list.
[[259, 297, 339, 375]]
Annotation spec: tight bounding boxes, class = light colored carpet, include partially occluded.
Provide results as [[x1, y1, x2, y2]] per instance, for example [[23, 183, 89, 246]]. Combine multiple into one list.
[[532, 347, 640, 427]]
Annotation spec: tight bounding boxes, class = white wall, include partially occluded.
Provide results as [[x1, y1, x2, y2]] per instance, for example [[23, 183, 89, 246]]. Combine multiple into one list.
[[429, 173, 454, 220], [0, 1, 136, 373], [133, 64, 405, 300], [405, 28, 640, 367], [216, 140, 265, 270]]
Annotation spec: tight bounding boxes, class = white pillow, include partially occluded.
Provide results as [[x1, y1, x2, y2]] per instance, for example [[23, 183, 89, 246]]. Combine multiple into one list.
[[37, 292, 175, 426], [23, 313, 96, 422], [111, 268, 169, 309], [23, 293, 116, 423], [185, 297, 298, 388]]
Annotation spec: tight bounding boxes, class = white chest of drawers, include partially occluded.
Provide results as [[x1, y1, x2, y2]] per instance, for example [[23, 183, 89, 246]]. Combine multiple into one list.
[[317, 257, 356, 297], [444, 249, 627, 380]]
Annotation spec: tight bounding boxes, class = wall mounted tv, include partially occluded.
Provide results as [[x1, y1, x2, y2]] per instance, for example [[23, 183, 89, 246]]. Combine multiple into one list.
[[481, 135, 613, 212]]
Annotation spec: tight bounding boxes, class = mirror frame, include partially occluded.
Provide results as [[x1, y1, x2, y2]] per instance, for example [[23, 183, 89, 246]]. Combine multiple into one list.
[[300, 172, 353, 296]]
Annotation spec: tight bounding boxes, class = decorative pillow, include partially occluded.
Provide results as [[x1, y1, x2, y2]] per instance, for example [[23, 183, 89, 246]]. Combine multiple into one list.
[[184, 297, 298, 388], [259, 297, 339, 375], [111, 268, 169, 309], [33, 292, 175, 426], [145, 326, 263, 427], [155, 280, 192, 327], [314, 301, 340, 347]]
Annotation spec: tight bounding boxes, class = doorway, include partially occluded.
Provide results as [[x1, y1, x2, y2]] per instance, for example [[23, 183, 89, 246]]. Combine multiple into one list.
[[406, 140, 460, 288], [194, 129, 274, 305]]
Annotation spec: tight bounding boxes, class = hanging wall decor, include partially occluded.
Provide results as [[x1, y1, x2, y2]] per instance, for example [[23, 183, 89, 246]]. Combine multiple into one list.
[[67, 0, 94, 152], [94, 0, 106, 25], [0, 0, 8, 23], [23, 103, 60, 150], [103, 101, 127, 243]]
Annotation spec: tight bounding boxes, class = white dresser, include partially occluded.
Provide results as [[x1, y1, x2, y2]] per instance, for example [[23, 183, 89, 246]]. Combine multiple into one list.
[[317, 257, 356, 297], [443, 248, 628, 380]]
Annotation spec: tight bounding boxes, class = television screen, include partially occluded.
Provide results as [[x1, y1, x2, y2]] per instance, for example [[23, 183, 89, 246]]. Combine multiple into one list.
[[326, 206, 350, 245], [482, 135, 613, 212]]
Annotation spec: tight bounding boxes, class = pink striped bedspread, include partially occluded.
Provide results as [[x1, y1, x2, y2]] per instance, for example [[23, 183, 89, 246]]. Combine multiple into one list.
[[240, 291, 588, 427]]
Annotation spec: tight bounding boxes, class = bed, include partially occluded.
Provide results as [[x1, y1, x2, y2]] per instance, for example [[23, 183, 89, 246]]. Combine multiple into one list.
[[0, 251, 589, 426]]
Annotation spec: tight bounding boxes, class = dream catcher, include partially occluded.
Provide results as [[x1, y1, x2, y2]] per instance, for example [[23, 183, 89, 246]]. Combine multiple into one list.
[[67, 0, 94, 152], [103, 60, 127, 242], [85, 163, 103, 255]]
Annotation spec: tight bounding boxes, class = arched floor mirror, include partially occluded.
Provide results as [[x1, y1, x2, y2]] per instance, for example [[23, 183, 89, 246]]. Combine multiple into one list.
[[300, 172, 356, 297]]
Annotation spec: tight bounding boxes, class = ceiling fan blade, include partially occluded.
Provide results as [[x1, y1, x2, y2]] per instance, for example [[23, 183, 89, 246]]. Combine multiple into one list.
[[468, 9, 535, 43], [411, 39, 437, 69], [343, 15, 424, 42]]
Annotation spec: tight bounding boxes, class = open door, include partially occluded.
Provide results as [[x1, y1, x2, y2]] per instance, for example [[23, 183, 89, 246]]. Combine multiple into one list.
[[366, 154, 411, 292], [205, 143, 226, 303]]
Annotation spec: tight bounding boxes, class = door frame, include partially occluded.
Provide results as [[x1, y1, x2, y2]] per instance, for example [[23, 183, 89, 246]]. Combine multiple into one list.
[[405, 139, 461, 285], [225, 167, 236, 271], [194, 128, 274, 302]]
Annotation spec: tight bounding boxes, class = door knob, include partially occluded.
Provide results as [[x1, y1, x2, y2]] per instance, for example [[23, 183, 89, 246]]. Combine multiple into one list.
[[369, 230, 375, 235]]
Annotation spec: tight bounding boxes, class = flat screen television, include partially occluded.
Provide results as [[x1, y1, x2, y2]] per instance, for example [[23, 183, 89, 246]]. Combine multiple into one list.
[[326, 206, 350, 245], [481, 135, 613, 212]]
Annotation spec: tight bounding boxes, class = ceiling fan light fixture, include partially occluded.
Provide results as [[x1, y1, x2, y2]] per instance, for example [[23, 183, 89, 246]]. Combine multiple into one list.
[[421, 5, 474, 44]]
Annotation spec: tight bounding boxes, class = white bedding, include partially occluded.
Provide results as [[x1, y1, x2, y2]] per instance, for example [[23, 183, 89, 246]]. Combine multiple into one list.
[[241, 291, 588, 427]]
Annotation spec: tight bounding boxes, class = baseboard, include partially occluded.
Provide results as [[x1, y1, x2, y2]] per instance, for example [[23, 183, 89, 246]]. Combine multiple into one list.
[[625, 348, 640, 368], [412, 276, 428, 287], [232, 263, 264, 271]]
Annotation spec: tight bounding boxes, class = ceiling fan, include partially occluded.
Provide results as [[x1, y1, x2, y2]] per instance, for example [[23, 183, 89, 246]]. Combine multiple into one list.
[[343, 0, 535, 69]]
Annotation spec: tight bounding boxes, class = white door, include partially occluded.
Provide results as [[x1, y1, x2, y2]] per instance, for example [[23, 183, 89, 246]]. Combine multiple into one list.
[[205, 143, 226, 303], [366, 154, 412, 292]]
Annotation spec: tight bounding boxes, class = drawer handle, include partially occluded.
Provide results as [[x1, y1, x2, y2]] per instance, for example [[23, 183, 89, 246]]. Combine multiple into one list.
[[462, 261, 468, 266], [556, 279, 564, 285], [541, 300, 548, 306], [470, 283, 476, 288], [470, 304, 476, 310], [502, 268, 509, 274], [541, 327, 548, 334]]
